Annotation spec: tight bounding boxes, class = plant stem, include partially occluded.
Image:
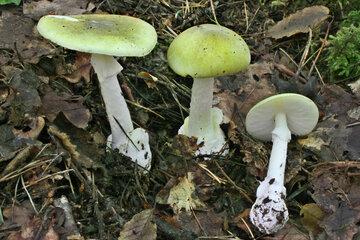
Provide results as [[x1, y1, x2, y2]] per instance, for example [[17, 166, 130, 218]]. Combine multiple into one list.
[[91, 54, 134, 148], [267, 112, 291, 186], [188, 77, 214, 137]]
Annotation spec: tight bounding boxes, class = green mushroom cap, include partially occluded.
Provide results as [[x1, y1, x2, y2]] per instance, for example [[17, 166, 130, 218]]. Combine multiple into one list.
[[37, 14, 157, 57], [167, 24, 250, 78]]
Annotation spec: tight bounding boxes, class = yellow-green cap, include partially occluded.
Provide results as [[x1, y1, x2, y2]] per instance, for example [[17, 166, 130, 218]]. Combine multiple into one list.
[[37, 14, 157, 57], [167, 24, 250, 78]]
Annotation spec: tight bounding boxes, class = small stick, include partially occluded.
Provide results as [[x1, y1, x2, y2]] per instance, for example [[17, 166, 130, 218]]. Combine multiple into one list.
[[247, 6, 260, 33], [347, 122, 360, 128], [273, 63, 307, 83], [213, 161, 253, 203], [295, 28, 313, 79], [308, 19, 333, 79], [244, 0, 249, 32], [191, 207, 207, 236], [209, 0, 219, 25], [240, 216, 256, 240], [21, 175, 38, 214], [197, 163, 226, 184]]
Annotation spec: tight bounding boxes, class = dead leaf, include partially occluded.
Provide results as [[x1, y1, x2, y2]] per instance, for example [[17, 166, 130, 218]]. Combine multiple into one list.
[[138, 71, 159, 89], [298, 135, 327, 151], [12, 116, 45, 140], [156, 172, 205, 214], [43, 227, 59, 240], [3, 202, 41, 240], [300, 203, 325, 235], [298, 85, 360, 160], [0, 11, 54, 64], [8, 69, 42, 125], [215, 61, 276, 128], [240, 138, 268, 178], [177, 209, 225, 236], [268, 5, 330, 39], [2, 202, 36, 226], [23, 0, 89, 20], [322, 203, 360, 240], [40, 87, 91, 129], [263, 223, 310, 240], [118, 209, 156, 240], [62, 53, 92, 84], [0, 125, 20, 162], [311, 162, 360, 239]]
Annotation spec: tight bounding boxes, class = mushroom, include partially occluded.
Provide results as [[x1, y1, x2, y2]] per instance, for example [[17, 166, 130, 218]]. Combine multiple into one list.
[[167, 24, 250, 156], [37, 15, 157, 170], [245, 93, 319, 233]]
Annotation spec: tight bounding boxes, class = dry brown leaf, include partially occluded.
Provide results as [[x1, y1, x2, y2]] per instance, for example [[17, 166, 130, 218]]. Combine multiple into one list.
[[62, 53, 92, 83], [215, 61, 276, 128], [43, 227, 59, 240], [12, 116, 45, 140], [299, 85, 360, 160], [40, 87, 91, 129], [241, 139, 268, 178], [263, 223, 310, 240], [8, 69, 42, 126], [311, 162, 360, 239], [3, 202, 41, 240], [177, 209, 225, 236], [0, 11, 54, 64], [156, 172, 205, 214], [23, 0, 89, 20], [138, 71, 159, 89], [267, 5, 330, 39], [118, 209, 156, 240], [0, 125, 22, 162]]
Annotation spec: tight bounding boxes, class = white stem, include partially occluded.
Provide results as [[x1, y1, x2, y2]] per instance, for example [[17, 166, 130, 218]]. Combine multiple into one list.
[[91, 54, 134, 148], [188, 77, 214, 137], [267, 112, 291, 186], [249, 113, 291, 234]]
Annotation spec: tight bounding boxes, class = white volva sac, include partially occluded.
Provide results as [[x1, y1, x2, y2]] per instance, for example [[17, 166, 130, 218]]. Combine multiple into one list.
[[245, 93, 319, 234]]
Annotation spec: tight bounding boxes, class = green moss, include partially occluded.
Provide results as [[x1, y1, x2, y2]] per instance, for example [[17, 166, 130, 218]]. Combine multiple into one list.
[[327, 11, 360, 81], [340, 10, 360, 28]]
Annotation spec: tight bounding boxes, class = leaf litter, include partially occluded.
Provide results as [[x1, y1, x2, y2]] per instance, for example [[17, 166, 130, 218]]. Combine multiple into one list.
[[311, 162, 360, 239], [118, 209, 156, 240], [23, 0, 90, 21], [0, 11, 54, 65], [40, 87, 91, 129], [267, 5, 330, 39]]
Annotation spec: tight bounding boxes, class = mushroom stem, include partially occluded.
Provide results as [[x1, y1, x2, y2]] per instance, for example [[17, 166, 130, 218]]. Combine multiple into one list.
[[91, 54, 134, 148], [249, 112, 291, 234], [267, 112, 291, 185], [188, 77, 214, 137]]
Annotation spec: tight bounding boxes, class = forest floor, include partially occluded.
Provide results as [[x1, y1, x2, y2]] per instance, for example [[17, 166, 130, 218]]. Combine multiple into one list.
[[0, 0, 360, 239]]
